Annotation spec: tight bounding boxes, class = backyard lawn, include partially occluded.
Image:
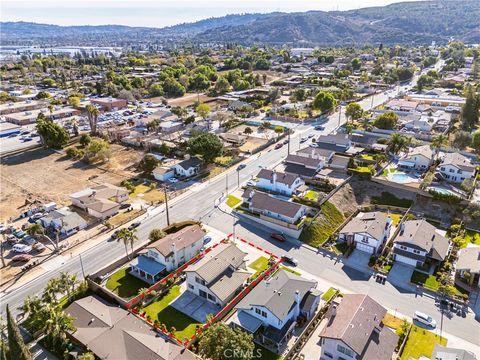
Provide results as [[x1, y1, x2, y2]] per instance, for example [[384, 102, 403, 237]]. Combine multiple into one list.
[[321, 287, 337, 302], [384, 212, 402, 226], [464, 230, 480, 246], [142, 285, 201, 341], [400, 325, 447, 360], [304, 190, 319, 201], [105, 268, 147, 299], [226, 195, 242, 208], [383, 313, 405, 331]]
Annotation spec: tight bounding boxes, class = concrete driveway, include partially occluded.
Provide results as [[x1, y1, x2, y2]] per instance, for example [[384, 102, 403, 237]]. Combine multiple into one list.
[[388, 263, 414, 286], [170, 290, 220, 323], [343, 249, 372, 273]]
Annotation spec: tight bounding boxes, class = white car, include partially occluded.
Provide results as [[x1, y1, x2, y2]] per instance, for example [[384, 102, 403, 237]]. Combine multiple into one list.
[[414, 311, 436, 328], [246, 180, 256, 187], [168, 178, 179, 183], [12, 244, 32, 254]]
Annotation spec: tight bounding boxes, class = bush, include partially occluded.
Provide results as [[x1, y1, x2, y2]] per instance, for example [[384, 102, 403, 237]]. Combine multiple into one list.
[[163, 220, 201, 234], [428, 190, 461, 204], [371, 192, 413, 207]]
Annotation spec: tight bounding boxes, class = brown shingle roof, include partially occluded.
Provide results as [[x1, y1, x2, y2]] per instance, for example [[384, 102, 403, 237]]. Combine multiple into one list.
[[248, 190, 304, 218], [257, 169, 299, 186], [340, 212, 389, 241], [147, 225, 205, 257]]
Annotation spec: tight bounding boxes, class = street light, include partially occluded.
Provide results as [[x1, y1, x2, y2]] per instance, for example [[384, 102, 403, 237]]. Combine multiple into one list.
[[163, 184, 170, 226]]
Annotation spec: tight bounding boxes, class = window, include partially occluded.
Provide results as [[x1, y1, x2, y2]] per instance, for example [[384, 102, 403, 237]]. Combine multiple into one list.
[[255, 308, 261, 315], [413, 249, 420, 254], [195, 277, 206, 285], [207, 294, 216, 301], [337, 344, 354, 358], [188, 284, 194, 290], [261, 311, 267, 318], [449, 169, 454, 173], [323, 352, 333, 359], [400, 245, 407, 250]]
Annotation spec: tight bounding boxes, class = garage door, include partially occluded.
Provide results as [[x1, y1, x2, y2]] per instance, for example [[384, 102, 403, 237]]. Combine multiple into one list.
[[355, 242, 374, 254], [394, 254, 417, 266]]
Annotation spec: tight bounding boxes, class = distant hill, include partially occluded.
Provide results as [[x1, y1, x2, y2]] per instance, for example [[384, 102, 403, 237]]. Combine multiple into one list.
[[1, 1, 479, 46]]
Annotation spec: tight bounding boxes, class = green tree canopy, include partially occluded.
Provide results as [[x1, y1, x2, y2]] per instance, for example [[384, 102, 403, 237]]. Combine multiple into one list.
[[79, 133, 91, 147], [198, 323, 255, 360], [149, 83, 164, 97], [196, 103, 211, 120], [187, 133, 223, 163], [374, 111, 398, 129], [36, 114, 69, 149], [312, 91, 337, 113], [7, 304, 33, 360], [84, 138, 110, 163], [138, 154, 159, 175], [345, 102, 364, 122], [149, 228, 166, 242], [471, 131, 480, 153]]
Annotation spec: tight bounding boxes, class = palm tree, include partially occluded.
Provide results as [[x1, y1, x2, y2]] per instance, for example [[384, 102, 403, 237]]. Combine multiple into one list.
[[85, 104, 100, 135], [42, 278, 61, 304], [42, 305, 75, 349], [18, 296, 43, 319], [59, 272, 78, 299], [430, 134, 449, 161], [116, 228, 138, 260], [26, 223, 44, 239], [388, 133, 409, 154]]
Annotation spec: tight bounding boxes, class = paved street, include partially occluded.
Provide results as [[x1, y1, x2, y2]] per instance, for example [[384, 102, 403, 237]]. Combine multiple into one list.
[[4, 61, 476, 351]]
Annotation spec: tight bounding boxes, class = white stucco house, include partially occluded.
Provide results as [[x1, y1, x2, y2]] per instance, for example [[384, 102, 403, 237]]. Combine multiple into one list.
[[153, 166, 175, 182], [438, 152, 476, 183], [130, 225, 206, 284], [338, 212, 392, 254], [255, 169, 304, 196], [398, 145, 433, 171]]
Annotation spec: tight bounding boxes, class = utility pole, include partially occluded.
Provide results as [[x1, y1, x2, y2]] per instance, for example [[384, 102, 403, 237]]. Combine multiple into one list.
[[225, 173, 229, 195], [163, 184, 170, 226], [232, 215, 236, 241], [370, 92, 375, 109], [237, 169, 240, 188], [287, 130, 291, 154], [338, 105, 342, 127], [79, 253, 86, 279]]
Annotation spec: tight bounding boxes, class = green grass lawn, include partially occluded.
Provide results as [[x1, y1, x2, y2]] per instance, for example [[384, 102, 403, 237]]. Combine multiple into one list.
[[304, 190, 319, 201], [279, 266, 301, 276], [321, 287, 337, 302], [464, 230, 480, 246], [384, 212, 402, 226], [300, 201, 344, 247], [254, 343, 282, 360], [226, 195, 242, 208], [332, 242, 349, 255], [400, 325, 447, 360], [105, 268, 147, 299], [248, 256, 270, 279], [142, 285, 201, 341], [360, 154, 375, 161], [411, 271, 439, 291]]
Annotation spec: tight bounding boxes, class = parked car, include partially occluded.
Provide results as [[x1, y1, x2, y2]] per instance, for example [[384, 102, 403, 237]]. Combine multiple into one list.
[[203, 236, 212, 245], [12, 244, 32, 253], [7, 234, 19, 244], [271, 233, 287, 242], [12, 254, 33, 263], [314, 125, 325, 131], [110, 229, 121, 240], [168, 178, 179, 183], [274, 143, 283, 150], [33, 243, 46, 252], [283, 139, 289, 144], [300, 137, 308, 143], [236, 164, 246, 171], [308, 133, 315, 138], [282, 255, 298, 266], [30, 212, 45, 220], [22, 236, 36, 246], [120, 203, 132, 210], [414, 311, 436, 328], [246, 180, 256, 187], [128, 222, 141, 230], [13, 229, 26, 238]]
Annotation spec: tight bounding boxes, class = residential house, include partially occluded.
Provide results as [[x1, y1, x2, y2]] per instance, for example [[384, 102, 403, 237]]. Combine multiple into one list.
[[438, 152, 476, 183], [315, 134, 352, 153], [241, 189, 307, 226], [385, 99, 419, 112], [173, 157, 202, 178], [40, 208, 87, 236], [65, 295, 195, 360], [398, 145, 433, 171], [455, 247, 480, 288], [153, 166, 175, 182], [319, 294, 398, 360], [284, 154, 325, 179], [338, 212, 392, 254], [392, 220, 450, 267], [256, 169, 304, 196], [231, 271, 319, 352], [130, 225, 206, 284], [219, 133, 247, 146], [70, 183, 129, 220], [430, 345, 477, 360], [184, 242, 250, 307]]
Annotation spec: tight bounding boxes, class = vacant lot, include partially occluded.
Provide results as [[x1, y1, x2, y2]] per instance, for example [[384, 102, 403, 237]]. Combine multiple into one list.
[[0, 144, 142, 222]]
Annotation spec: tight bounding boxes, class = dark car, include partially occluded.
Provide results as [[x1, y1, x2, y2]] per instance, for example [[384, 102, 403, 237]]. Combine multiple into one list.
[[274, 143, 283, 150], [120, 203, 132, 210], [314, 125, 325, 131], [283, 139, 289, 144], [282, 255, 298, 266], [110, 229, 121, 240], [271, 233, 287, 242], [236, 164, 246, 171], [12, 254, 33, 263], [23, 138, 33, 142], [128, 221, 141, 230]]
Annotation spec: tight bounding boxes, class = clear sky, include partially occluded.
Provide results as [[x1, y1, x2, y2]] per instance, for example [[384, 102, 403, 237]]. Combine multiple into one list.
[[2, 0, 415, 27]]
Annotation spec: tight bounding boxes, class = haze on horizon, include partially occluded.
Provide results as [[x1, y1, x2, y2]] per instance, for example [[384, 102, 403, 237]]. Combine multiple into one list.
[[2, 0, 418, 28]]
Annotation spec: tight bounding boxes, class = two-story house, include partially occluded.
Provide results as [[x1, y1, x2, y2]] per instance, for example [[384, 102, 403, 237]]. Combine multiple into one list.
[[231, 271, 319, 353], [438, 152, 476, 183], [319, 294, 398, 360], [315, 133, 352, 153], [393, 219, 450, 267], [130, 225, 206, 284], [255, 169, 304, 196], [338, 212, 392, 254], [173, 157, 202, 178], [398, 145, 433, 171], [241, 189, 307, 226], [184, 242, 250, 307], [284, 154, 325, 179]]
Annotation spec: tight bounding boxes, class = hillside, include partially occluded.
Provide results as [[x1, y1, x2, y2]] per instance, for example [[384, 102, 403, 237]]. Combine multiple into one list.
[[1, 1, 479, 46]]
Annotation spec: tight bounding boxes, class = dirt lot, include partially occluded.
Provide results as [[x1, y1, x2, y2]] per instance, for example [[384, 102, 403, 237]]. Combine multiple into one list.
[[0, 144, 142, 222]]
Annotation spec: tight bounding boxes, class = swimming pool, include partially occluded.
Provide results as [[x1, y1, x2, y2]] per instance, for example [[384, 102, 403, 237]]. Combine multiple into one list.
[[389, 172, 418, 184]]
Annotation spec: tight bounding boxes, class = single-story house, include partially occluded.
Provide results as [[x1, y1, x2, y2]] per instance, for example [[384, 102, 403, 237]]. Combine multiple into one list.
[[338, 212, 392, 254], [284, 154, 324, 179], [319, 294, 398, 360], [153, 166, 175, 182], [173, 157, 202, 178], [40, 208, 87, 236], [315, 133, 352, 153], [184, 242, 250, 307], [219, 133, 247, 146], [393, 219, 450, 267], [70, 183, 128, 219]]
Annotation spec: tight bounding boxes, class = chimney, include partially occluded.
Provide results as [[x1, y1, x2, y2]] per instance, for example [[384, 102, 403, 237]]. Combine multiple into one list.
[[331, 305, 337, 318], [171, 242, 177, 255], [272, 170, 277, 185], [294, 290, 301, 317]]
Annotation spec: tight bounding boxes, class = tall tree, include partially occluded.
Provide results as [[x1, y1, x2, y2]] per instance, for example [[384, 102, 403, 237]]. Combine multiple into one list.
[[187, 133, 223, 164], [312, 91, 337, 113], [116, 228, 138, 259], [36, 114, 69, 149], [461, 86, 479, 129], [138, 154, 159, 175], [430, 134, 449, 160], [198, 323, 255, 360], [85, 104, 100, 135], [6, 304, 33, 360], [345, 102, 364, 124]]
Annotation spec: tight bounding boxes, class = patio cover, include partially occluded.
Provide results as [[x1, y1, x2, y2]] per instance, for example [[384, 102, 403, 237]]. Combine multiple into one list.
[[130, 255, 166, 277], [230, 310, 263, 333], [398, 160, 415, 168]]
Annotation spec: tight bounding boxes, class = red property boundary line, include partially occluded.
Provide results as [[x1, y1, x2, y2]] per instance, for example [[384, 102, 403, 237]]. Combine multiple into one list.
[[127, 233, 282, 347]]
